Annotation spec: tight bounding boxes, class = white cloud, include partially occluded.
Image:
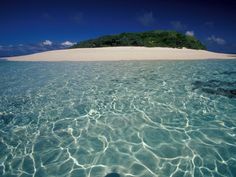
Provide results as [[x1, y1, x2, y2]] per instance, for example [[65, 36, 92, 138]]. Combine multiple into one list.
[[185, 31, 194, 36], [138, 12, 155, 26], [42, 40, 53, 46], [61, 41, 76, 47], [207, 35, 226, 45]]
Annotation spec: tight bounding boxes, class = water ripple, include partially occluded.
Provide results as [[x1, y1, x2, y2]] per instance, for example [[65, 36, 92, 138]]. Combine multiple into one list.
[[0, 60, 236, 177]]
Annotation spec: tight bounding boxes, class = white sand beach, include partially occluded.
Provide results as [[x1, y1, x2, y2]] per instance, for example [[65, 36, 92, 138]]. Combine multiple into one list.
[[4, 47, 235, 61]]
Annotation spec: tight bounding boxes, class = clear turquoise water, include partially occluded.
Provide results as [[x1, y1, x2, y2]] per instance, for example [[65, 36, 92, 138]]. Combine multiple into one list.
[[0, 60, 236, 177]]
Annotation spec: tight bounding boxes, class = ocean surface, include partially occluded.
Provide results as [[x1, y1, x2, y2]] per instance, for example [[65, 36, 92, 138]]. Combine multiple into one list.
[[0, 60, 236, 177]]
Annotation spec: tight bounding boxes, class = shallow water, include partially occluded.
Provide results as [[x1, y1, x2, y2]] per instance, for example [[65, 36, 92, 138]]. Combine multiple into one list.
[[0, 60, 236, 177]]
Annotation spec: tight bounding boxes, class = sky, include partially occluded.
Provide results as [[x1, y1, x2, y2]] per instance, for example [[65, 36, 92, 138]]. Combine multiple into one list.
[[0, 0, 236, 56]]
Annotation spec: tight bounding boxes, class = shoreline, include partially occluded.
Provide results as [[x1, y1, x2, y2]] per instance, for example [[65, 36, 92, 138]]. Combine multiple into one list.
[[3, 47, 236, 62]]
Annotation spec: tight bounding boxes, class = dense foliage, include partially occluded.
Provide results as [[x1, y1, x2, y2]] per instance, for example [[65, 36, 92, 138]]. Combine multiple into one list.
[[71, 30, 206, 50]]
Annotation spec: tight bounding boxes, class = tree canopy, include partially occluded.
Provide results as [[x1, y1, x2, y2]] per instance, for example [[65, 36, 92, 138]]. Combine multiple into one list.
[[71, 30, 206, 50]]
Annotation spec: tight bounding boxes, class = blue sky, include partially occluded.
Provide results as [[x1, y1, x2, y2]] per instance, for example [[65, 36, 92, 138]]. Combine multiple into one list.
[[0, 0, 236, 56]]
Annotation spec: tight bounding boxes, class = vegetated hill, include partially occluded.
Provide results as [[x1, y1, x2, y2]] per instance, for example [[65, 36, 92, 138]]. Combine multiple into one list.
[[71, 30, 206, 50]]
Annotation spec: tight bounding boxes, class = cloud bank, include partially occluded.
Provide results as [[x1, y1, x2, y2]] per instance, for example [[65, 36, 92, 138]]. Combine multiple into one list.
[[0, 40, 76, 57], [42, 40, 53, 46], [207, 35, 226, 45]]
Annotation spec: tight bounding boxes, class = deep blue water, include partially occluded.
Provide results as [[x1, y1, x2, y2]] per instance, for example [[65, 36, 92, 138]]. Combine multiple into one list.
[[0, 60, 236, 177]]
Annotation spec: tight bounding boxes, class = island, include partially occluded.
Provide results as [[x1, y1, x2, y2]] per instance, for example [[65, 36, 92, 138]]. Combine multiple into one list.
[[4, 30, 235, 61], [71, 30, 206, 50]]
